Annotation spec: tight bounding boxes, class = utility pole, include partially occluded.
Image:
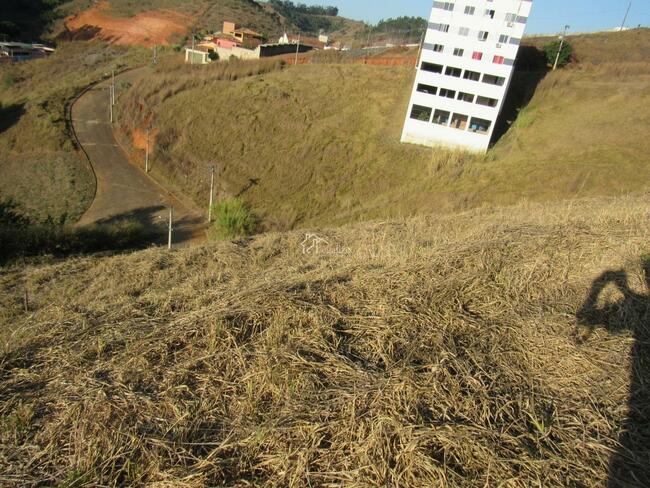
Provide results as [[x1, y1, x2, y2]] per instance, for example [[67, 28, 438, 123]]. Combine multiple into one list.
[[111, 69, 115, 105], [168, 206, 173, 250], [294, 33, 301, 65], [553, 25, 570, 71], [621, 1, 632, 31], [415, 31, 424, 69], [145, 127, 150, 173], [208, 165, 215, 223], [191, 32, 195, 66]]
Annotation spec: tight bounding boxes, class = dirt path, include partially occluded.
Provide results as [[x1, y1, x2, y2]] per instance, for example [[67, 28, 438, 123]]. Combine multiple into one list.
[[72, 69, 205, 247]]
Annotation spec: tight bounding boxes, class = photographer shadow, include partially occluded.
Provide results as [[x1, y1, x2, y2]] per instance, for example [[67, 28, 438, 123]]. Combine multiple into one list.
[[577, 260, 650, 487]]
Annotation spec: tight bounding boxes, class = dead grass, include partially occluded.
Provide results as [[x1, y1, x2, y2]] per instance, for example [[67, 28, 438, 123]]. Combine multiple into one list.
[[1, 193, 650, 485], [113, 29, 650, 232], [0, 41, 148, 223]]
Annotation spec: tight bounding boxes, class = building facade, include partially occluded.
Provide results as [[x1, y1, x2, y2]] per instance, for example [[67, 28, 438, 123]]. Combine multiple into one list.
[[401, 0, 533, 152]]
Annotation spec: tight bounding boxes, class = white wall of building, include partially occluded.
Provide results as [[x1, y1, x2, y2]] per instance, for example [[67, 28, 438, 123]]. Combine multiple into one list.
[[401, 0, 534, 153]]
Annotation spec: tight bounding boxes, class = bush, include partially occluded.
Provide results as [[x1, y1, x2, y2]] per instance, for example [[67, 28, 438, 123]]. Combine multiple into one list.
[[544, 39, 573, 68], [208, 198, 256, 240], [2, 72, 16, 89], [0, 199, 29, 227]]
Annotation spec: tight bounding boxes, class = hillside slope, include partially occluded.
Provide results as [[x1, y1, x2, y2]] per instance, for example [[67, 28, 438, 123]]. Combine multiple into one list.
[[2, 194, 649, 485], [55, 0, 364, 46], [117, 29, 650, 231], [0, 42, 148, 224]]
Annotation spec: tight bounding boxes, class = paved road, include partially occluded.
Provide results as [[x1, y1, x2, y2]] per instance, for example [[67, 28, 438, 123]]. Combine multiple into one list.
[[72, 69, 205, 246]]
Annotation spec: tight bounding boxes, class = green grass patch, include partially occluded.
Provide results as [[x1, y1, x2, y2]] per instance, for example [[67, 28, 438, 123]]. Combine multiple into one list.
[[208, 198, 256, 240]]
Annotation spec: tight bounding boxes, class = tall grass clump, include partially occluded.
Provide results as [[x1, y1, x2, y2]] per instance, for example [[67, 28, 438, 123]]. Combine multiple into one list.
[[208, 197, 256, 240]]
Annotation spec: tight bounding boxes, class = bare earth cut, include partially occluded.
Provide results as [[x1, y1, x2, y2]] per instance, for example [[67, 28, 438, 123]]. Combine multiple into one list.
[[62, 1, 192, 47]]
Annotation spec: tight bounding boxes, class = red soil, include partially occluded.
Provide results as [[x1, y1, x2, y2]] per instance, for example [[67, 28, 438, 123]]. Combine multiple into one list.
[[132, 127, 158, 152], [63, 1, 191, 47]]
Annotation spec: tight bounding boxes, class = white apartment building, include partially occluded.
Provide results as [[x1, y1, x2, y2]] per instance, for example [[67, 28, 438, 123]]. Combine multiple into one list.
[[401, 0, 533, 152]]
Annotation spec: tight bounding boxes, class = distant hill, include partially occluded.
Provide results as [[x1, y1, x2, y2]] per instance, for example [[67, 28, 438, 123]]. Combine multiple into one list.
[[50, 0, 366, 45]]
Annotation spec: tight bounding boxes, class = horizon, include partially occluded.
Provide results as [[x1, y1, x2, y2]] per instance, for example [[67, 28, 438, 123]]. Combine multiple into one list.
[[276, 0, 650, 36]]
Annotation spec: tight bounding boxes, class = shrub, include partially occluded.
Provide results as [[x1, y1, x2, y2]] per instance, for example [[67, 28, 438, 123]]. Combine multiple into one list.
[[208, 198, 256, 240], [544, 39, 573, 68], [2, 72, 16, 89], [0, 199, 29, 227]]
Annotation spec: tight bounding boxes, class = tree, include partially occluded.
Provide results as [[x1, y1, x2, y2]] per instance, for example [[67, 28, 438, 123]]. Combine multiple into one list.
[[544, 39, 573, 68]]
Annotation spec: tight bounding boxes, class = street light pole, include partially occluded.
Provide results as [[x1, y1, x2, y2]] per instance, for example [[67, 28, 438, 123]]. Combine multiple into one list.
[[621, 1, 632, 31], [553, 25, 570, 71], [145, 127, 150, 173], [208, 165, 215, 223], [168, 206, 173, 250]]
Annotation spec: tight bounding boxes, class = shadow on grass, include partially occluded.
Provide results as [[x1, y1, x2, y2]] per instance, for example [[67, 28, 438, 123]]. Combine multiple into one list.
[[577, 258, 650, 486], [491, 45, 549, 146], [0, 203, 171, 265], [56, 25, 106, 42], [0, 103, 25, 134], [94, 204, 204, 248]]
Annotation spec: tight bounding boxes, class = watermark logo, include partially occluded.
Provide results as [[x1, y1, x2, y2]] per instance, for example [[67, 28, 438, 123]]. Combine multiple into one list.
[[301, 233, 330, 255], [301, 233, 352, 256]]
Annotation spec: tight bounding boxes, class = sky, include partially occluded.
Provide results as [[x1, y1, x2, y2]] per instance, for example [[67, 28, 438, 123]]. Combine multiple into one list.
[[319, 0, 650, 35]]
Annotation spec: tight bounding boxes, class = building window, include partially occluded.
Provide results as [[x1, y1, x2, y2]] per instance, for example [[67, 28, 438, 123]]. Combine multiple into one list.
[[453, 48, 464, 57], [439, 88, 456, 99], [505, 13, 517, 24], [438, 2, 455, 11], [485, 9, 495, 19], [445, 66, 462, 77], [469, 117, 492, 133], [450, 113, 469, 130], [476, 95, 498, 107], [478, 31, 489, 41], [432, 23, 451, 32], [410, 104, 433, 122], [464, 6, 475, 15], [421, 61, 443, 73], [433, 109, 451, 125], [457, 92, 474, 102], [493, 55, 505, 64], [432, 43, 444, 52], [463, 69, 481, 81], [499, 35, 509, 44], [459, 27, 470, 36], [472, 51, 483, 60], [482, 73, 505, 85], [417, 83, 438, 95]]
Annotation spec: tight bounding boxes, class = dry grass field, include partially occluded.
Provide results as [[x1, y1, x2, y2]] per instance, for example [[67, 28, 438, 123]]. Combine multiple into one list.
[[1, 193, 649, 486], [0, 42, 148, 223], [116, 29, 650, 231]]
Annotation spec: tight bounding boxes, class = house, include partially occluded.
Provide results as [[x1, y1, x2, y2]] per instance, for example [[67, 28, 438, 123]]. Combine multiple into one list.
[[0, 42, 54, 63], [184, 47, 211, 64], [220, 21, 266, 48], [284, 34, 326, 50], [400, 0, 533, 153]]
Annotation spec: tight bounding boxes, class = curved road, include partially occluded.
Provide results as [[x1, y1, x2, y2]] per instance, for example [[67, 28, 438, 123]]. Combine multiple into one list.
[[72, 69, 205, 246]]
